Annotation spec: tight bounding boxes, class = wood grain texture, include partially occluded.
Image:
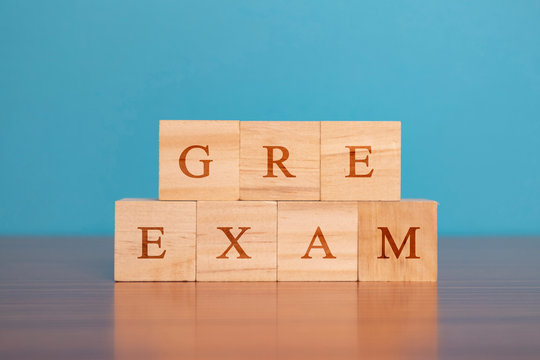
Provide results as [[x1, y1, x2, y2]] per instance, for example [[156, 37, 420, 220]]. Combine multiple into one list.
[[240, 121, 320, 200], [196, 201, 277, 281], [321, 121, 401, 200], [2, 236, 540, 360], [277, 202, 358, 281], [115, 199, 196, 281], [358, 200, 437, 281], [159, 120, 239, 200]]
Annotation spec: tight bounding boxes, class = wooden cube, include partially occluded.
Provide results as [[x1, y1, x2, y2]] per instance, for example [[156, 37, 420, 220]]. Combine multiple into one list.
[[321, 121, 401, 200], [159, 120, 239, 200], [240, 121, 320, 200], [277, 202, 358, 281], [114, 199, 196, 281], [358, 200, 437, 281], [197, 201, 277, 281]]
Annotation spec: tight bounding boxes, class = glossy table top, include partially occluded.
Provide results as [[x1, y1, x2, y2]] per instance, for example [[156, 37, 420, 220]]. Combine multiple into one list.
[[0, 236, 539, 359]]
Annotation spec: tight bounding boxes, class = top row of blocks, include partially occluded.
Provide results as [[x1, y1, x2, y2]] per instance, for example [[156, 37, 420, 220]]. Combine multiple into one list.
[[159, 120, 401, 201]]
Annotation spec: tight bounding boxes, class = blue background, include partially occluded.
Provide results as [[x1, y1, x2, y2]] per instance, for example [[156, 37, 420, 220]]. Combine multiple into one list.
[[1, 1, 539, 236]]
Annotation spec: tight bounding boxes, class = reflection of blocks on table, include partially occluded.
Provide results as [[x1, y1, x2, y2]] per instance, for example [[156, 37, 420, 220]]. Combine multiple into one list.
[[159, 120, 240, 200], [358, 200, 438, 281], [114, 199, 196, 281], [196, 283, 278, 359], [114, 283, 197, 359], [357, 283, 438, 357], [277, 282, 359, 358], [277, 202, 358, 281], [321, 121, 401, 200], [240, 121, 320, 200], [196, 201, 277, 281]]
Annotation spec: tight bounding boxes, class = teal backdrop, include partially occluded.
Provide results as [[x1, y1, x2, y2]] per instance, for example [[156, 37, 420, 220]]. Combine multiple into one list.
[[1, 1, 539, 235]]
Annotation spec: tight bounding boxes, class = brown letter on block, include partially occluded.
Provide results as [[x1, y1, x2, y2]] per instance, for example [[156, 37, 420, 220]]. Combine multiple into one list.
[[377, 227, 420, 259], [216, 227, 252, 259], [178, 145, 212, 178], [137, 227, 166, 259], [345, 146, 374, 178], [301, 226, 336, 259]]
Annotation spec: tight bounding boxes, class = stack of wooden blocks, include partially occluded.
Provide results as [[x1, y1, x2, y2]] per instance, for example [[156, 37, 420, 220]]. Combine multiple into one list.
[[115, 121, 437, 282]]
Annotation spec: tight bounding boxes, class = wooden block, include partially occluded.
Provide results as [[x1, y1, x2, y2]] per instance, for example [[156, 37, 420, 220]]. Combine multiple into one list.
[[321, 121, 401, 200], [159, 120, 239, 200], [358, 200, 437, 281], [240, 121, 320, 200], [277, 202, 358, 281], [115, 199, 196, 281], [197, 201, 277, 281]]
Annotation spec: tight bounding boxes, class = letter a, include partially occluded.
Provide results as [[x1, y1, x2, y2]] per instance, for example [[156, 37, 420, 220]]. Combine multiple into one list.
[[301, 226, 336, 259], [216, 227, 252, 259]]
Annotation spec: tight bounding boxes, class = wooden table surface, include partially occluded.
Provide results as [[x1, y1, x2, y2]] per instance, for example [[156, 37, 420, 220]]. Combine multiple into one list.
[[0, 236, 539, 359]]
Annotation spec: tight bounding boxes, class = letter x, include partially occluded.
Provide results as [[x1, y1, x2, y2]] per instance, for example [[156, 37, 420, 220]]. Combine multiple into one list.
[[216, 227, 252, 259]]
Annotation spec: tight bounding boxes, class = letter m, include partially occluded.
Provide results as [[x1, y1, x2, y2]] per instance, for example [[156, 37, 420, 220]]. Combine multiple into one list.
[[377, 227, 420, 259]]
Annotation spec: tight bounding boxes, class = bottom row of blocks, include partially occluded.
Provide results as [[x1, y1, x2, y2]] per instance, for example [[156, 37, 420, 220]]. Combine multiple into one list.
[[115, 199, 437, 282]]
